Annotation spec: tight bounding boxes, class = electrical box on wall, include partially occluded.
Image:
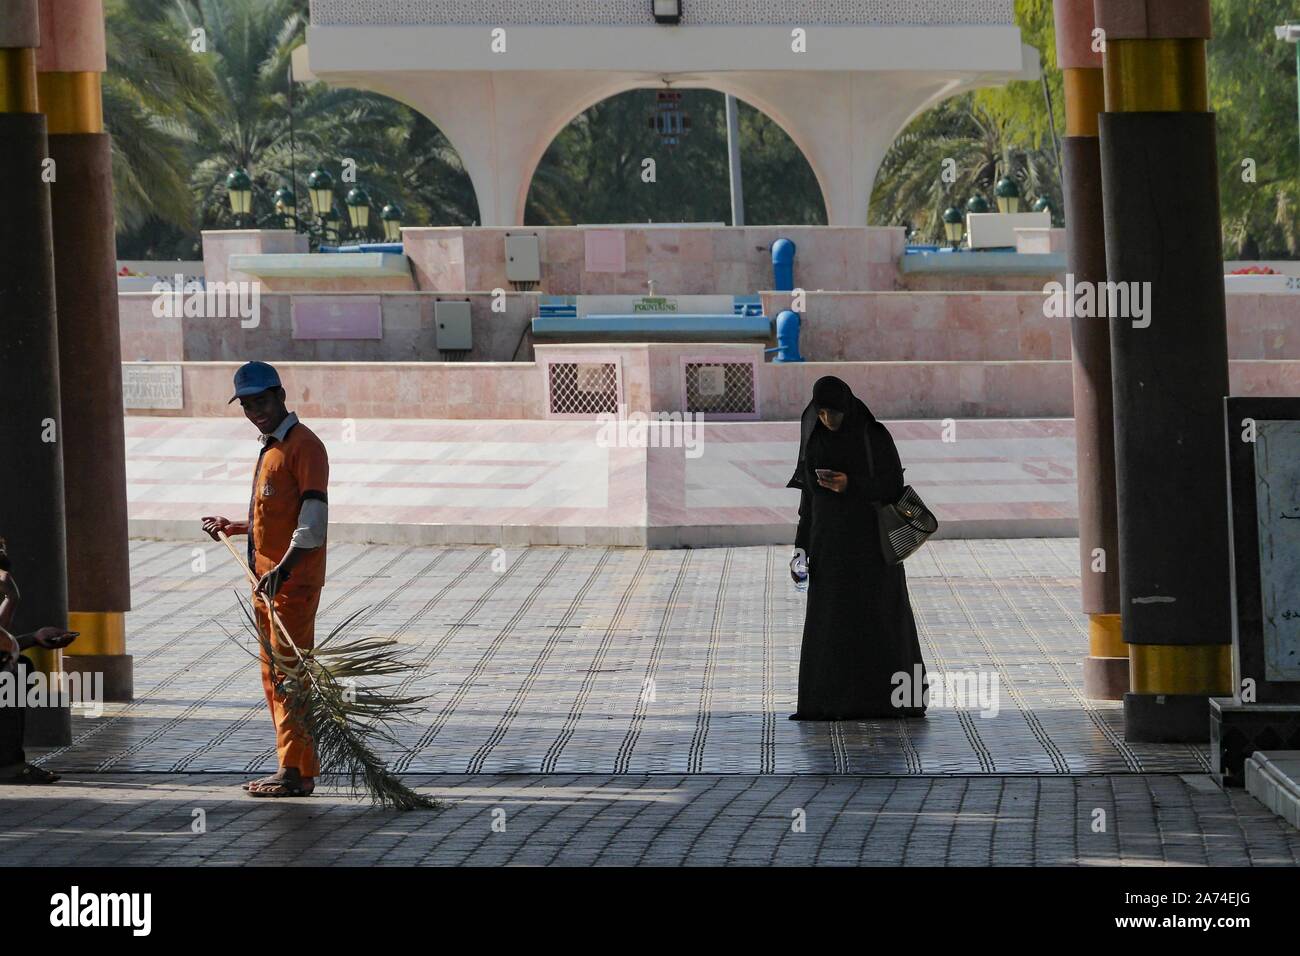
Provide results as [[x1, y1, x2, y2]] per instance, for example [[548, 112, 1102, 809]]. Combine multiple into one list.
[[434, 300, 473, 351], [505, 234, 541, 282]]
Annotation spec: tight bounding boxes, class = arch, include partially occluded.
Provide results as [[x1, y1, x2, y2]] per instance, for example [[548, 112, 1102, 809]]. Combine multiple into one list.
[[516, 81, 832, 226], [862, 73, 1029, 223], [330, 67, 1033, 227]]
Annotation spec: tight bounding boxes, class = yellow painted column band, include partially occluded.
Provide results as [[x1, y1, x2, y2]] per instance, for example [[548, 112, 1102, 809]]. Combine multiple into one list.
[[23, 646, 63, 679], [36, 71, 103, 133], [1064, 68, 1105, 138], [67, 611, 126, 655], [1104, 39, 1209, 113], [0, 47, 39, 113], [1088, 613, 1125, 658], [1129, 644, 1232, 695]]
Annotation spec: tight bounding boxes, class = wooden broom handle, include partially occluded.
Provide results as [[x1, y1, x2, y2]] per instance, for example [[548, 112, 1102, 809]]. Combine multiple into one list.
[[215, 530, 302, 663]]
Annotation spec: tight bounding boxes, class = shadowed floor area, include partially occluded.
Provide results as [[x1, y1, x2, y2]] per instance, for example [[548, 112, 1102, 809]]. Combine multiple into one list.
[[2, 773, 1297, 867], [32, 539, 1205, 776]]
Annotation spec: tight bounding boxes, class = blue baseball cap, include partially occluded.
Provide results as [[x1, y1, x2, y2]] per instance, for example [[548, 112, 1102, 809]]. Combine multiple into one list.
[[228, 361, 282, 403]]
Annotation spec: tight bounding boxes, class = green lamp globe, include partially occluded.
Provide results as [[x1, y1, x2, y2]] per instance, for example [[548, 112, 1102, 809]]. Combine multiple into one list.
[[995, 176, 1022, 214], [307, 167, 334, 218], [345, 187, 371, 230], [225, 168, 253, 217], [273, 186, 296, 214], [942, 206, 965, 246], [380, 203, 404, 242]]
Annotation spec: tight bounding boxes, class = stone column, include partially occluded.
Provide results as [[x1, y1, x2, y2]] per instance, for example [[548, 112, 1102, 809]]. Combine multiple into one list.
[[1053, 0, 1125, 699], [1094, 0, 1233, 742], [36, 0, 133, 700], [0, 0, 72, 744]]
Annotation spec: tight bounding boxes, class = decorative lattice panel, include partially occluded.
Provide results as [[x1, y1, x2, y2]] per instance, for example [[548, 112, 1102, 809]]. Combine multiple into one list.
[[547, 361, 620, 417], [312, 1, 1015, 27], [682, 360, 758, 420]]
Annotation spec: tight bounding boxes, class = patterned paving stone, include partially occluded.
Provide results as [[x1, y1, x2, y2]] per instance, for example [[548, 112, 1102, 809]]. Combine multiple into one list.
[[1, 774, 1296, 867], [32, 539, 1207, 776]]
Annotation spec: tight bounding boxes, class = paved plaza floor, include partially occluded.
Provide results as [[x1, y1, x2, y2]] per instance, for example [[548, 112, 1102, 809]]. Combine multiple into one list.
[[6, 538, 1299, 866]]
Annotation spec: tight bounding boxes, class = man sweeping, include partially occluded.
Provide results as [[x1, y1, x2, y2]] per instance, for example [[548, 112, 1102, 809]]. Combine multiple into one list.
[[202, 361, 329, 798]]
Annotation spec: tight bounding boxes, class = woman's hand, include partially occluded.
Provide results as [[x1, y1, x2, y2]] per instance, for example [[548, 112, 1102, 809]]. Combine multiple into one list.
[[789, 548, 809, 583], [816, 470, 849, 493]]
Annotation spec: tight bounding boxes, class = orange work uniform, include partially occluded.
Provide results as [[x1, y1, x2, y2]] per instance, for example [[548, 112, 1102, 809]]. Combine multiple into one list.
[[247, 413, 329, 777]]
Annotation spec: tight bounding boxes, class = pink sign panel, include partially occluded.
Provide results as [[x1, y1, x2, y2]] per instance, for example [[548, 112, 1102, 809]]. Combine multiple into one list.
[[291, 296, 383, 340], [584, 230, 627, 273]]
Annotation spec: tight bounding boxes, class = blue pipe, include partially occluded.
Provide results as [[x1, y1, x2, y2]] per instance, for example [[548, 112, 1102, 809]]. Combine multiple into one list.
[[318, 243, 405, 254], [764, 309, 804, 362], [772, 238, 796, 292]]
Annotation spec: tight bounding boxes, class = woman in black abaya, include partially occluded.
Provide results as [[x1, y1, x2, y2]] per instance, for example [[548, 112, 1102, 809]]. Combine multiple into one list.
[[787, 376, 927, 720]]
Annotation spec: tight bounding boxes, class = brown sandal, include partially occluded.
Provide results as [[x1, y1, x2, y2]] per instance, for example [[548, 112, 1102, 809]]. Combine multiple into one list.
[[241, 774, 282, 792], [247, 769, 314, 798], [4, 763, 60, 784]]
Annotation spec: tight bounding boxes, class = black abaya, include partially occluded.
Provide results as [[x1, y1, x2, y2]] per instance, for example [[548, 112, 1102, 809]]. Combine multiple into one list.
[[788, 382, 928, 720]]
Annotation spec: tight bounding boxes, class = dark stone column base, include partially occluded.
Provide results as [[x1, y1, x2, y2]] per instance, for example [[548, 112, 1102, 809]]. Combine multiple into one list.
[[1123, 692, 1211, 743], [64, 653, 134, 702], [1083, 655, 1129, 700], [1210, 698, 1300, 788]]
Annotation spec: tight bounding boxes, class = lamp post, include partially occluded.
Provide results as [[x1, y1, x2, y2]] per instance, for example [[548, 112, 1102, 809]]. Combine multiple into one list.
[[1277, 22, 1300, 164], [381, 203, 404, 242], [321, 207, 341, 244], [273, 186, 296, 229], [345, 186, 371, 241], [995, 176, 1022, 214], [225, 167, 253, 227], [942, 206, 965, 249], [307, 166, 334, 230], [966, 194, 990, 215]]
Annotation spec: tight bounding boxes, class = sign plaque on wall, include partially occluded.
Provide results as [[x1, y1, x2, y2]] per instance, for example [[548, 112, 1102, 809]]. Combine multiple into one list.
[[122, 364, 183, 410]]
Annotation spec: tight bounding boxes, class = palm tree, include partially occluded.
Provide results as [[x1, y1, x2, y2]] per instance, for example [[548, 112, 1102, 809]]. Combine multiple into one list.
[[104, 0, 207, 236], [177, 0, 478, 235], [870, 95, 1061, 242]]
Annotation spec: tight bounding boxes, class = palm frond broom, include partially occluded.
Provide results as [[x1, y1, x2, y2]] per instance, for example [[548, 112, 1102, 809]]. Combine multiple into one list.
[[216, 532, 440, 810]]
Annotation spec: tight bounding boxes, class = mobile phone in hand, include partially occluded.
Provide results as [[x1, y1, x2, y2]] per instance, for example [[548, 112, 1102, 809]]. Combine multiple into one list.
[[45, 631, 79, 649]]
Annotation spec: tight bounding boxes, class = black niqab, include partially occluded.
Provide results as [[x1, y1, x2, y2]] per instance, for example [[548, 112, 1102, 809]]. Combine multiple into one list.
[[787, 376, 928, 720]]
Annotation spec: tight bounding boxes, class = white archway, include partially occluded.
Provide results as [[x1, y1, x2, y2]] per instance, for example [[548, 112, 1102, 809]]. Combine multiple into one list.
[[306, 11, 1038, 226], [515, 83, 831, 226]]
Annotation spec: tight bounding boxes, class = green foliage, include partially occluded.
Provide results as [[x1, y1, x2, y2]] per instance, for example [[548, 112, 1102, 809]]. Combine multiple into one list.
[[870, 0, 1063, 241], [527, 91, 824, 226], [1211, 0, 1300, 257], [104, 0, 206, 238], [870, 96, 1061, 243], [109, 0, 477, 256]]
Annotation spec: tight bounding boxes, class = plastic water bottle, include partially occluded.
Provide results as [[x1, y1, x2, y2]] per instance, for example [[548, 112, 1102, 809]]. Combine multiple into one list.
[[791, 552, 809, 592]]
